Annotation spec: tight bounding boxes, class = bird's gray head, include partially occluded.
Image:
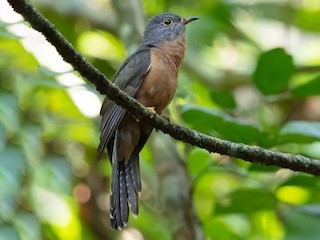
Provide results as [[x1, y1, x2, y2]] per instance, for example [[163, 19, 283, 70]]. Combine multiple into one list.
[[142, 13, 198, 46]]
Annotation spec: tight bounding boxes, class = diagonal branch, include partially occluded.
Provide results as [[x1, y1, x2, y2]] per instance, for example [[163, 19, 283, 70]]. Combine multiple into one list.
[[7, 0, 320, 176]]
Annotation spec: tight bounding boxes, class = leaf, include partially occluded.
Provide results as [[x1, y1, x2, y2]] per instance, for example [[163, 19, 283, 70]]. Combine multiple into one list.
[[0, 226, 19, 240], [20, 124, 44, 166], [280, 175, 317, 188], [0, 93, 20, 133], [253, 48, 295, 95], [0, 147, 26, 195], [284, 206, 320, 240], [279, 121, 320, 144], [296, 9, 320, 32], [203, 218, 239, 240], [210, 89, 236, 109], [0, 196, 17, 221], [14, 212, 41, 240], [193, 174, 216, 220], [181, 105, 270, 146], [187, 148, 212, 177], [33, 156, 72, 194], [292, 75, 320, 98], [215, 189, 278, 214], [296, 204, 320, 217]]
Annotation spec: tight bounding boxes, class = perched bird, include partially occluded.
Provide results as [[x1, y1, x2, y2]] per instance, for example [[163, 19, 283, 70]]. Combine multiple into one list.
[[97, 13, 198, 230]]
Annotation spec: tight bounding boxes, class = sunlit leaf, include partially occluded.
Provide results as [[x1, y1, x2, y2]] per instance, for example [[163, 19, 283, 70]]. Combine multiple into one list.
[[193, 174, 216, 220], [77, 31, 125, 62], [296, 9, 320, 32], [32, 187, 72, 226], [276, 186, 310, 204], [0, 39, 38, 72], [292, 75, 320, 98]]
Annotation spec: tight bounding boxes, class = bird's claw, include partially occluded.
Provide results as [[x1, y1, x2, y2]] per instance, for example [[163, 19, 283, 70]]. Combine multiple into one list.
[[147, 107, 157, 119], [147, 106, 156, 114]]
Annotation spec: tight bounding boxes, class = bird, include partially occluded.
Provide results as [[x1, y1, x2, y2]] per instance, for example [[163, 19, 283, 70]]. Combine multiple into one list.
[[97, 13, 199, 230]]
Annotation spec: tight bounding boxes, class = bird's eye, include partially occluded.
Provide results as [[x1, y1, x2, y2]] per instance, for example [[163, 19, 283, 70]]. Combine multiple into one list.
[[163, 18, 173, 26]]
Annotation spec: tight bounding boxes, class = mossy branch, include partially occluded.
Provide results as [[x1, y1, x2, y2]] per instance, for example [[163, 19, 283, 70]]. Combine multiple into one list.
[[7, 0, 320, 176]]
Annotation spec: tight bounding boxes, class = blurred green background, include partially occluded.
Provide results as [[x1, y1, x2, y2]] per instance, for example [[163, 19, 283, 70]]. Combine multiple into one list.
[[1, 0, 320, 239]]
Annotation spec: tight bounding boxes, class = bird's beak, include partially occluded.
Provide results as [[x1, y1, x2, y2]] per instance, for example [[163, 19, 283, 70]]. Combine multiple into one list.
[[181, 16, 199, 25]]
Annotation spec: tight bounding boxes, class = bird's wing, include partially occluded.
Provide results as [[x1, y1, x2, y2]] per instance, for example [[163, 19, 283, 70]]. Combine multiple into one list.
[[97, 48, 151, 160]]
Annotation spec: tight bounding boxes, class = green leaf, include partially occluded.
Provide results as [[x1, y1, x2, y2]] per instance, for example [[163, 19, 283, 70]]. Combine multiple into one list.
[[292, 75, 320, 98], [210, 89, 236, 109], [0, 196, 17, 221], [0, 226, 19, 240], [181, 105, 270, 146], [0, 147, 26, 195], [20, 124, 44, 166], [215, 189, 278, 214], [296, 9, 320, 32], [280, 175, 317, 188], [187, 148, 212, 177], [284, 206, 320, 240], [253, 48, 295, 95], [14, 212, 41, 240], [203, 218, 239, 240], [33, 156, 72, 194], [0, 93, 20, 133], [296, 204, 320, 217], [279, 121, 320, 144]]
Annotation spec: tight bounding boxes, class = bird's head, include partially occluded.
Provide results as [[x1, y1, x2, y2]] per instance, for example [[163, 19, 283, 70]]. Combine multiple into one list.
[[143, 13, 199, 46]]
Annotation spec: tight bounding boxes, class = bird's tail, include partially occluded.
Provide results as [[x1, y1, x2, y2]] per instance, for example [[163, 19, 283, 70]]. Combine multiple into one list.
[[110, 130, 141, 230]]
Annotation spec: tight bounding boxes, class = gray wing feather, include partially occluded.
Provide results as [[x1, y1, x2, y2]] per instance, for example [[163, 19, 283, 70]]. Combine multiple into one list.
[[97, 47, 151, 160]]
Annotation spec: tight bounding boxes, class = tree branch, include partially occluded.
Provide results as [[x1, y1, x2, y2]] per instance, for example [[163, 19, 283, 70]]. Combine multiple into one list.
[[296, 65, 320, 73], [7, 0, 320, 176]]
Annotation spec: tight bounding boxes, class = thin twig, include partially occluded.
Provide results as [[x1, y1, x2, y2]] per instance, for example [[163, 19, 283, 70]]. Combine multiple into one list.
[[7, 0, 320, 176]]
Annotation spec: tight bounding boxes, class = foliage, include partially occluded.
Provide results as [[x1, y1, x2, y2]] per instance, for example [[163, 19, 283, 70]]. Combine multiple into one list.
[[1, 0, 320, 239]]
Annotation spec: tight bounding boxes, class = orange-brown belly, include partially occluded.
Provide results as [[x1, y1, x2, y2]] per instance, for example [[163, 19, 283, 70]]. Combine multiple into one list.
[[135, 48, 178, 114]]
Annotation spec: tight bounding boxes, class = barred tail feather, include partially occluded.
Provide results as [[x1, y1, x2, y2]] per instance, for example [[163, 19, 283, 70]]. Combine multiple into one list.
[[125, 158, 139, 217], [109, 132, 141, 229]]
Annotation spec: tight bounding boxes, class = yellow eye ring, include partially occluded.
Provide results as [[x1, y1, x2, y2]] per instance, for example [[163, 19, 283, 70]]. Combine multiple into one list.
[[163, 18, 173, 26]]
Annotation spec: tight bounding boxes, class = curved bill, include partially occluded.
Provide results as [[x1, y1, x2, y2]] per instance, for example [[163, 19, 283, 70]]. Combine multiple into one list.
[[181, 16, 199, 25]]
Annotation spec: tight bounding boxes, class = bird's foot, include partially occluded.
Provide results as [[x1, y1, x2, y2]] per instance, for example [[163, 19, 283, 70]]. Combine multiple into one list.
[[147, 106, 156, 115]]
